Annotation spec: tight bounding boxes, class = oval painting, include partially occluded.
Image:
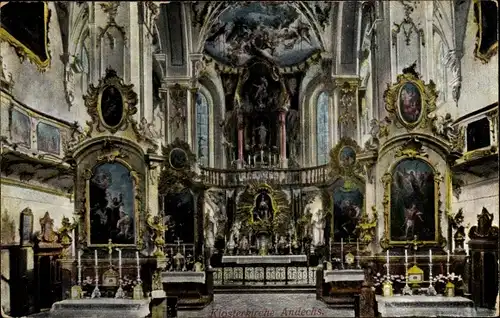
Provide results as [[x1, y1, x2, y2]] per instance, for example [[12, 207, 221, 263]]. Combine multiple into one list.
[[398, 83, 422, 125], [339, 146, 356, 166], [100, 86, 124, 127], [169, 148, 188, 170]]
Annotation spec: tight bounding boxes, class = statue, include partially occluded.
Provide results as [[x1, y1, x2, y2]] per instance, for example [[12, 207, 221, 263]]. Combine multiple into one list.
[[254, 194, 271, 222], [253, 77, 268, 109], [238, 235, 250, 255], [364, 119, 380, 150], [469, 207, 499, 239], [255, 123, 268, 147], [227, 221, 241, 251], [311, 209, 326, 247], [38, 212, 57, 243], [204, 204, 217, 249]]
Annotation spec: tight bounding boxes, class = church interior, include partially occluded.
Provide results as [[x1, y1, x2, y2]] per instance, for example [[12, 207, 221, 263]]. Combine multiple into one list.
[[0, 1, 498, 317]]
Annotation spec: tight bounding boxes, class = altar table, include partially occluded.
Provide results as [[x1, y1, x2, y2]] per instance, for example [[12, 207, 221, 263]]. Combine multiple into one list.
[[323, 269, 365, 283], [50, 298, 150, 318], [221, 255, 307, 264], [162, 271, 206, 284], [376, 295, 476, 317]]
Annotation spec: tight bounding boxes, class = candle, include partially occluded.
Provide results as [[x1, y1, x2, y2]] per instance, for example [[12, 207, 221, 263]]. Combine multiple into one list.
[[77, 250, 82, 284], [202, 244, 205, 256], [71, 229, 76, 257], [341, 238, 344, 262], [386, 250, 389, 264], [356, 239, 359, 253], [94, 250, 98, 266], [429, 249, 432, 263], [261, 150, 264, 163], [118, 249, 122, 279], [136, 251, 140, 266], [405, 249, 408, 264], [183, 245, 186, 255], [447, 250, 450, 263]]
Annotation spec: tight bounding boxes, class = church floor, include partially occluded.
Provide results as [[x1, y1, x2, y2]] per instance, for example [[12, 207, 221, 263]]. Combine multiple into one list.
[[177, 293, 353, 318]]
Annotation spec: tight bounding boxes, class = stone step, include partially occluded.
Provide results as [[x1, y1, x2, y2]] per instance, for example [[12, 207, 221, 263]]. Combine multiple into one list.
[[321, 296, 356, 309]]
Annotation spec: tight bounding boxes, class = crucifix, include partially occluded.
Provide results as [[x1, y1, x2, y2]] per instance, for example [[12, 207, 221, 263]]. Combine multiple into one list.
[[174, 237, 183, 253], [411, 235, 423, 265], [106, 239, 114, 266]]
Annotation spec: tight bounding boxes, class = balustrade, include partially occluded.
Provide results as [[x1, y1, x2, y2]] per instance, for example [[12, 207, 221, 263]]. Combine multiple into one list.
[[198, 164, 329, 187]]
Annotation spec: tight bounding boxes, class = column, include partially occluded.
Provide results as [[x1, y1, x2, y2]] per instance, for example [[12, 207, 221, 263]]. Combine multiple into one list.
[[278, 108, 287, 168]]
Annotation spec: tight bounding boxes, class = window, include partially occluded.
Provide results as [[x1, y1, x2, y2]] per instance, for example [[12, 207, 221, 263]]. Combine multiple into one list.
[[196, 92, 209, 166], [316, 91, 329, 165]]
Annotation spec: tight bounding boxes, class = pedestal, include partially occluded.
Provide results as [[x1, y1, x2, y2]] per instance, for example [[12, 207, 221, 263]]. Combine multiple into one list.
[[161, 271, 212, 309], [320, 269, 365, 308]]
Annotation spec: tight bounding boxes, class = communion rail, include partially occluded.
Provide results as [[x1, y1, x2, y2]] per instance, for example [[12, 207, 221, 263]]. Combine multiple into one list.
[[199, 165, 329, 188], [213, 265, 317, 287]]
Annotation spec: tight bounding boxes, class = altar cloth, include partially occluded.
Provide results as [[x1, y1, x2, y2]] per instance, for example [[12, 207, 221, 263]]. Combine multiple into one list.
[[323, 269, 365, 283], [162, 271, 206, 284], [376, 295, 476, 317], [50, 298, 150, 318], [221, 255, 307, 264]]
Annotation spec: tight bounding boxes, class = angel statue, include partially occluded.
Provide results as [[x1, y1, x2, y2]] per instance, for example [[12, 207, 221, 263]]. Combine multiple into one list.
[[146, 212, 167, 257], [311, 209, 326, 246], [364, 119, 380, 151]]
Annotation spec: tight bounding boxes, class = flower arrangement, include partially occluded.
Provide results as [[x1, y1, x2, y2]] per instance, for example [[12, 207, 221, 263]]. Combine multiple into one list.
[[121, 275, 139, 291], [431, 273, 463, 294], [372, 273, 406, 294]]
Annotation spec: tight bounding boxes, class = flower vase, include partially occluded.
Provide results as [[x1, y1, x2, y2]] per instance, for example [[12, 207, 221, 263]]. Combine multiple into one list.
[[382, 280, 393, 297], [71, 285, 82, 299], [133, 283, 144, 300], [445, 281, 455, 297]]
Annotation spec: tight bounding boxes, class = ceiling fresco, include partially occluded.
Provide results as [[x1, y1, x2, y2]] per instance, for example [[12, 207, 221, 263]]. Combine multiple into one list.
[[204, 3, 323, 67]]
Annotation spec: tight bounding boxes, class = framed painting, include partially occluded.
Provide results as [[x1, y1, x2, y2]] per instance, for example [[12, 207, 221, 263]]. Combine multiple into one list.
[[332, 178, 364, 242], [98, 85, 125, 129], [86, 161, 138, 246], [162, 188, 195, 244], [398, 82, 422, 125], [36, 122, 61, 155], [10, 108, 31, 147], [386, 158, 438, 243], [473, 0, 498, 64], [20, 207, 34, 246], [339, 146, 356, 167]]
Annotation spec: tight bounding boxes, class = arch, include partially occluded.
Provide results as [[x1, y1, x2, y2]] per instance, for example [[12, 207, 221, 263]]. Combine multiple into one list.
[[195, 87, 211, 166], [316, 91, 330, 165]]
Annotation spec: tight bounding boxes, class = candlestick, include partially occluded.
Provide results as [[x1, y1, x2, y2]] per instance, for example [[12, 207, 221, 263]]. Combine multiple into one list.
[[136, 251, 141, 282], [91, 250, 101, 298], [340, 238, 344, 268]]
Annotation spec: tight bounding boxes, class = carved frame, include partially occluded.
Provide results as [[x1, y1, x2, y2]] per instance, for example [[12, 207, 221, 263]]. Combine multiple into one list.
[[472, 0, 498, 64], [83, 68, 138, 134], [384, 67, 437, 130], [75, 140, 145, 249], [0, 2, 51, 71], [380, 140, 445, 249]]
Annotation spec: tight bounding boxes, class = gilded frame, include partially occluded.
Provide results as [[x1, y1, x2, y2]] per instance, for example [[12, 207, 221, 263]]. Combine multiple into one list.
[[0, 2, 51, 71], [384, 67, 437, 130], [83, 68, 138, 135], [84, 157, 141, 247], [97, 84, 127, 131], [473, 0, 498, 64], [380, 145, 444, 249]]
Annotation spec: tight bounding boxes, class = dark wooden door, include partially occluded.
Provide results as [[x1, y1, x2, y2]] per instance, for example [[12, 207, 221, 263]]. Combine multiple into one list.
[[35, 255, 62, 311]]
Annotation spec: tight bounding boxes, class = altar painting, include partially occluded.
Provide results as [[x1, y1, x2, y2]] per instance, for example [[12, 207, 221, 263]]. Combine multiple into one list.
[[163, 188, 195, 244], [333, 179, 363, 242], [398, 82, 422, 125], [88, 162, 135, 245], [390, 159, 435, 242]]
